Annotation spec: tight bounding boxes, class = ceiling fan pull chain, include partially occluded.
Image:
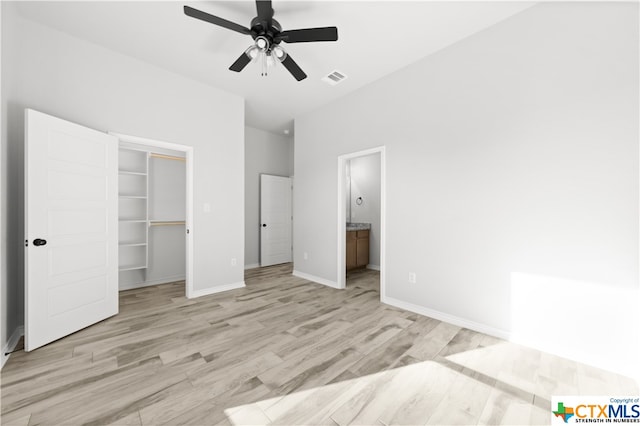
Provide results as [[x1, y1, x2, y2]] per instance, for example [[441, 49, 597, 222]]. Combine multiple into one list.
[[262, 52, 267, 76]]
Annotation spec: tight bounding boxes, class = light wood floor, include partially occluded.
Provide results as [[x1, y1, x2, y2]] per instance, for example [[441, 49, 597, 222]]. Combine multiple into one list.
[[1, 264, 637, 425]]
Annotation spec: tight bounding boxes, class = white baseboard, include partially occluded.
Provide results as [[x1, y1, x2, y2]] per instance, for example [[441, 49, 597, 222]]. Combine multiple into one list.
[[366, 264, 380, 271], [244, 263, 259, 270], [382, 296, 511, 341], [292, 270, 341, 289], [188, 281, 246, 299], [2, 326, 24, 369], [119, 275, 186, 291]]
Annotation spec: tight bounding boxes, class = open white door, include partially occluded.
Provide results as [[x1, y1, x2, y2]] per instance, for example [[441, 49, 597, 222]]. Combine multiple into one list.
[[260, 174, 292, 267], [25, 109, 118, 351]]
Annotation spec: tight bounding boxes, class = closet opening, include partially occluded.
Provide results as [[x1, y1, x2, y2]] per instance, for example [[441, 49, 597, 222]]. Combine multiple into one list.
[[111, 133, 194, 298]]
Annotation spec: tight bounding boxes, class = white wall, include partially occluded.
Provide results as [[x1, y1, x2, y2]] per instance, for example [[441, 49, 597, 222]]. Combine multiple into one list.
[[244, 126, 293, 268], [0, 1, 5, 363], [294, 2, 639, 376], [348, 154, 381, 268], [1, 5, 245, 354]]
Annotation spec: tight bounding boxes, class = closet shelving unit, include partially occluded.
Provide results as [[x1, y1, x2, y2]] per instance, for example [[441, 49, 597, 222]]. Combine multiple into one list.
[[118, 147, 149, 272], [118, 147, 187, 282]]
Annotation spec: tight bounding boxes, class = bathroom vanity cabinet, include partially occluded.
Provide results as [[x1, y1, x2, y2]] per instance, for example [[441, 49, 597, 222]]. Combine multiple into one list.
[[346, 229, 369, 270]]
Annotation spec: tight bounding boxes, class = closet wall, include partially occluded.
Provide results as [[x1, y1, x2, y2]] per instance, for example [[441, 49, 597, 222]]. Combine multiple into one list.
[[119, 143, 186, 290]]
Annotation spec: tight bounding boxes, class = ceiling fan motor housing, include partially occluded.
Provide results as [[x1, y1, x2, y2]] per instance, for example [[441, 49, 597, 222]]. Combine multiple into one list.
[[250, 17, 282, 49]]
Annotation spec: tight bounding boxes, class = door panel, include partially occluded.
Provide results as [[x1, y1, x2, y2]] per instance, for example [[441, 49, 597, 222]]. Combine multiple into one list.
[[260, 174, 292, 267], [25, 109, 118, 351], [346, 233, 357, 270], [356, 236, 370, 267], [49, 242, 107, 276], [47, 276, 107, 316], [48, 209, 106, 236], [47, 170, 106, 200]]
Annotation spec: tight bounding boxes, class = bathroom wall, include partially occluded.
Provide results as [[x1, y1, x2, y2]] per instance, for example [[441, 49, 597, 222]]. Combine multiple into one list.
[[348, 153, 381, 269]]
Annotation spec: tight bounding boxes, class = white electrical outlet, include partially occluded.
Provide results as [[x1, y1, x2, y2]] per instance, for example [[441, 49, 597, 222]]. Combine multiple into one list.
[[203, 202, 211, 213], [408, 272, 417, 284], [303, 252, 308, 260], [231, 258, 237, 266]]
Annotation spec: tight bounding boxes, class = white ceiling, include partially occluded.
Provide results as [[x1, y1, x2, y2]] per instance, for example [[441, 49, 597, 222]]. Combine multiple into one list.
[[14, 1, 534, 134]]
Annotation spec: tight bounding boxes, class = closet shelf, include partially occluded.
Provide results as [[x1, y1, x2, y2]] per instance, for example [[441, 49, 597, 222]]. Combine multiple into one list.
[[119, 170, 147, 176], [149, 220, 186, 227], [150, 153, 186, 162], [119, 264, 147, 272], [118, 145, 149, 276]]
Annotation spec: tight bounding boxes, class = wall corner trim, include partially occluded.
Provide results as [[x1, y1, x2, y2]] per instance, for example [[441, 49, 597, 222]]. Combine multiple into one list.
[[382, 296, 511, 341], [292, 270, 341, 289], [1, 326, 25, 370], [188, 281, 246, 299]]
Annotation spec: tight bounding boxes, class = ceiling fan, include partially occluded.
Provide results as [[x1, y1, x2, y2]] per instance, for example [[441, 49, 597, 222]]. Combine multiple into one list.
[[184, 1, 338, 81]]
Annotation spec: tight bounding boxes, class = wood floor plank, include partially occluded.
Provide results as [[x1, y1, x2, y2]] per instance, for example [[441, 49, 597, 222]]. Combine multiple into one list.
[[2, 263, 637, 426], [377, 361, 452, 426]]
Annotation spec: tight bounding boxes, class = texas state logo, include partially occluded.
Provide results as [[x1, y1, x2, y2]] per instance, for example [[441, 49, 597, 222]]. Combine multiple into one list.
[[551, 396, 640, 424]]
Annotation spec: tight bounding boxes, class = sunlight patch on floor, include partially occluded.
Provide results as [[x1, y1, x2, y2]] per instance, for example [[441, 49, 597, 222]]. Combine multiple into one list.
[[224, 358, 549, 425]]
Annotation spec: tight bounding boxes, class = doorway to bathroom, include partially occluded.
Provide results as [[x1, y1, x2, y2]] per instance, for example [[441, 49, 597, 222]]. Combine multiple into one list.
[[337, 147, 385, 298]]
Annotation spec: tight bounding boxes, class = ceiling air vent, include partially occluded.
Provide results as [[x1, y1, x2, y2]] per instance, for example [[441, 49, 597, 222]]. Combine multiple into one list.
[[322, 70, 348, 86]]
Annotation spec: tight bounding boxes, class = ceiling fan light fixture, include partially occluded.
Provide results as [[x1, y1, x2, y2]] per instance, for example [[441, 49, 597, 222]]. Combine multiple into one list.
[[255, 36, 269, 50], [272, 45, 286, 61], [246, 45, 260, 60], [266, 52, 277, 68]]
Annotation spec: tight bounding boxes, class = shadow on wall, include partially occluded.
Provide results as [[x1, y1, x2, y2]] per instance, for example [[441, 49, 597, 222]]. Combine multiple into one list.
[[6, 101, 27, 337]]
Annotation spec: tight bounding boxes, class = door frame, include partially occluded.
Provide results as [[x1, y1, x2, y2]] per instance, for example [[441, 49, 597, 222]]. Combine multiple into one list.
[[336, 146, 386, 299], [109, 132, 195, 298]]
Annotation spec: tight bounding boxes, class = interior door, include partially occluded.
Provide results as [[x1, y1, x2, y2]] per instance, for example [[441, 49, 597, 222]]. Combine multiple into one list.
[[260, 174, 292, 267], [25, 109, 118, 351]]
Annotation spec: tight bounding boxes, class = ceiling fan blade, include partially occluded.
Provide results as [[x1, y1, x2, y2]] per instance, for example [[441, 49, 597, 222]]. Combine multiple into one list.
[[255, 0, 273, 24], [184, 5, 251, 36], [281, 54, 307, 81], [229, 51, 252, 72], [277, 27, 338, 43]]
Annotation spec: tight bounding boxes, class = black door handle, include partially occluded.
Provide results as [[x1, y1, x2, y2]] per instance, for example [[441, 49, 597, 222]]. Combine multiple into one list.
[[33, 238, 47, 246], [262, 224, 267, 227]]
